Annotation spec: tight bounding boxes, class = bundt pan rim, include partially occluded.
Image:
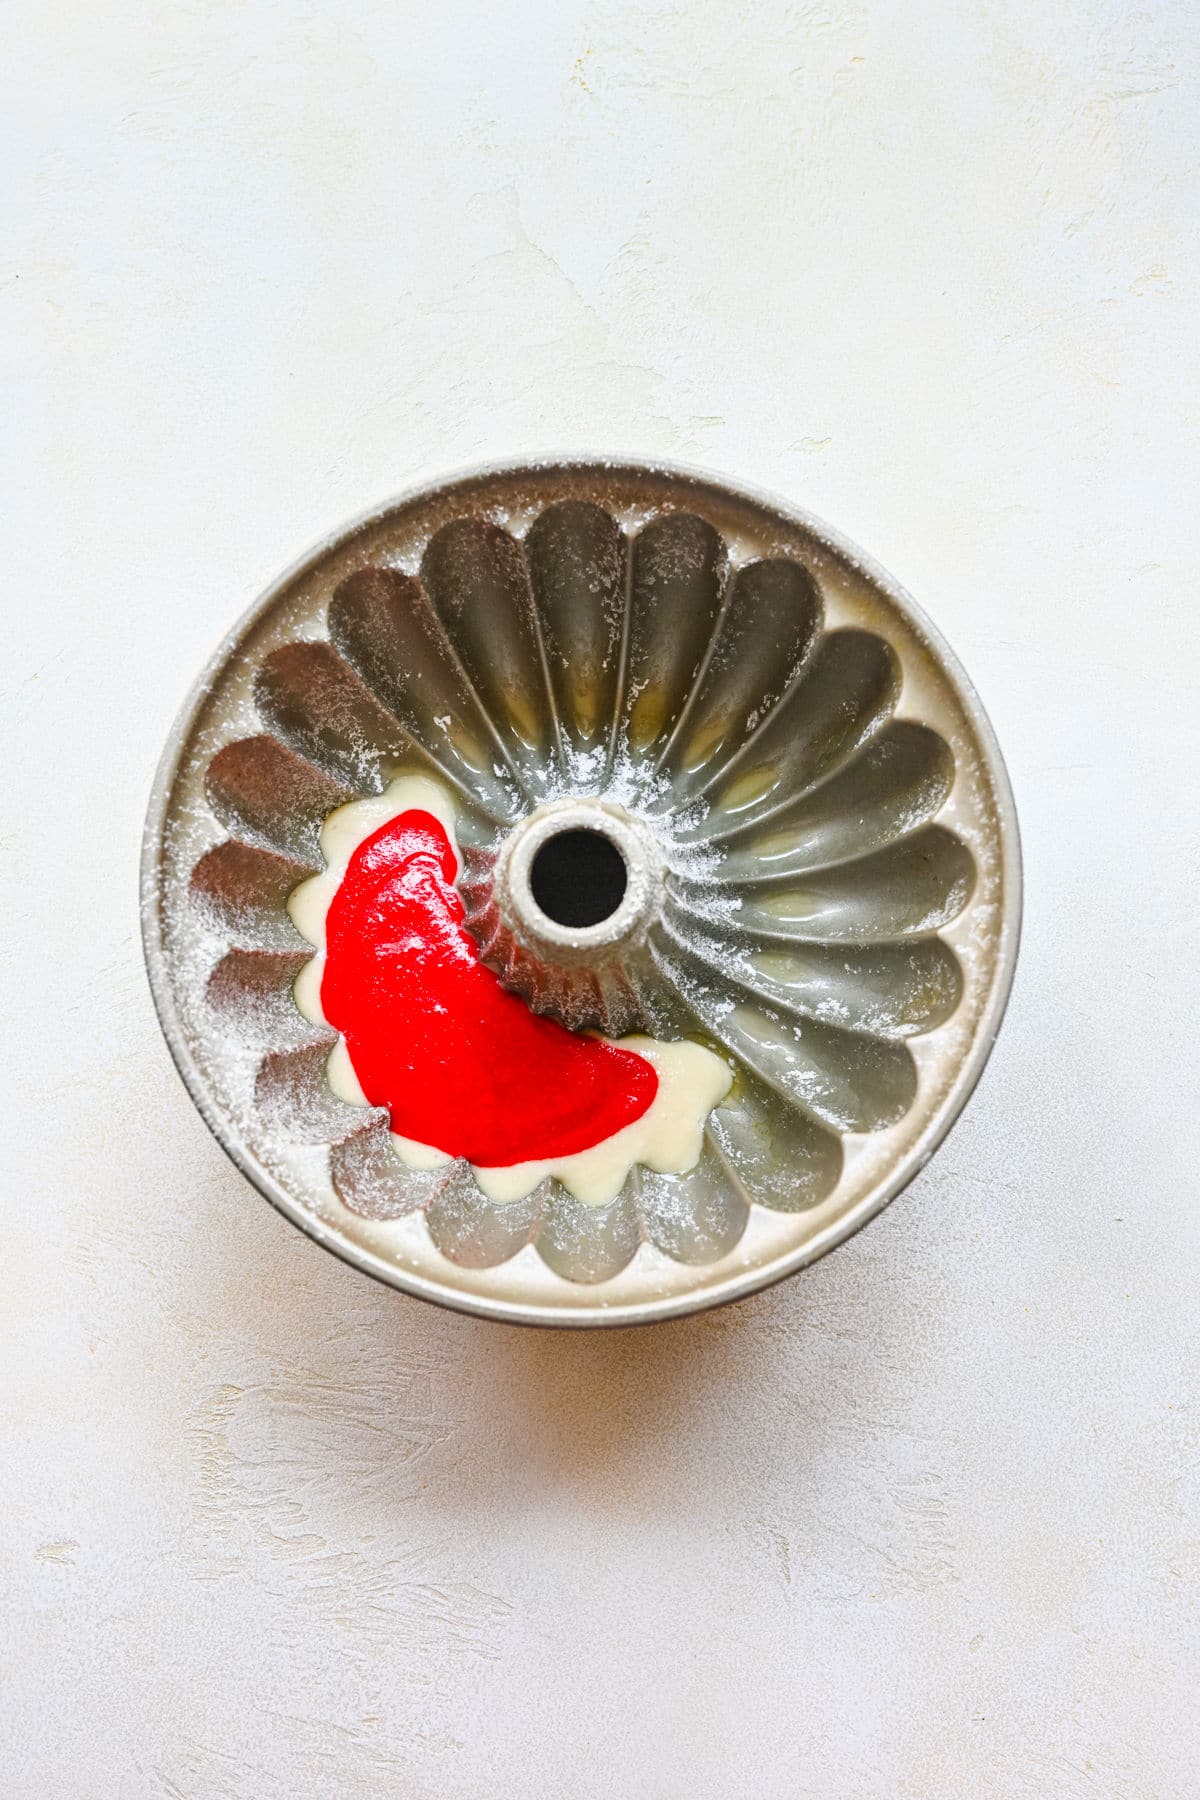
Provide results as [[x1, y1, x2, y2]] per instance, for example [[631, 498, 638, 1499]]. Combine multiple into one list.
[[141, 456, 1022, 1329]]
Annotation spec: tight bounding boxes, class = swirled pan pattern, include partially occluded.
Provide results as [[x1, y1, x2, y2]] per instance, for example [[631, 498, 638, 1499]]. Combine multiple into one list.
[[143, 463, 1019, 1324]]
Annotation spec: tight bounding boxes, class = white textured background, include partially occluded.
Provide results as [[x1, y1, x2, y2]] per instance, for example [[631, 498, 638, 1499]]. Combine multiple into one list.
[[4, 3, 1198, 1795]]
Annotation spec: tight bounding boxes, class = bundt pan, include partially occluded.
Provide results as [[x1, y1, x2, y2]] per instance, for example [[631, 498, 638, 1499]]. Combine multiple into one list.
[[142, 461, 1020, 1326]]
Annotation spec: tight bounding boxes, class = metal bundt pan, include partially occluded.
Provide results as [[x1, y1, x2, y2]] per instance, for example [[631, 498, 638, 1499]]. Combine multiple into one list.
[[142, 460, 1021, 1327]]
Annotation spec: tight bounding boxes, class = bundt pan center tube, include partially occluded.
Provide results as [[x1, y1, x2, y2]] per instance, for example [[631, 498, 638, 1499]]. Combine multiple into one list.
[[481, 799, 666, 1022], [141, 460, 1021, 1326]]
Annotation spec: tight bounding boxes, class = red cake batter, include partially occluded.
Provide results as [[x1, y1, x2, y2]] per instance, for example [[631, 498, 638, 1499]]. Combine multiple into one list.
[[319, 809, 658, 1166]]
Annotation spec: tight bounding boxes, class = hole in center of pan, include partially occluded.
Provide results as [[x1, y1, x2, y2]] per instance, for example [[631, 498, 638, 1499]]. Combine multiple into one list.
[[529, 828, 629, 929]]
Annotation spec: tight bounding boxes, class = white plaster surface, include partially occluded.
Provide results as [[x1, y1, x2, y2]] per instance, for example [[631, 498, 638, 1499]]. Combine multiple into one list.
[[3, 2, 1198, 1794]]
